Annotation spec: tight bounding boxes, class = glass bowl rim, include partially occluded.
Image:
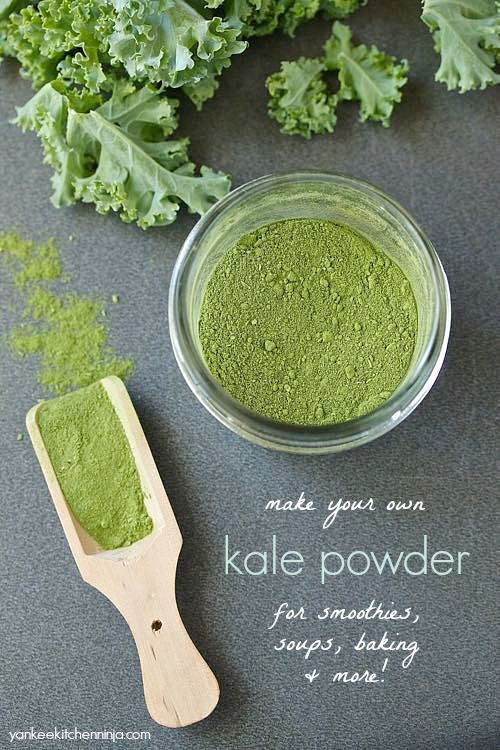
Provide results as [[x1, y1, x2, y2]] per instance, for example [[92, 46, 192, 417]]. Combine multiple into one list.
[[169, 171, 451, 453]]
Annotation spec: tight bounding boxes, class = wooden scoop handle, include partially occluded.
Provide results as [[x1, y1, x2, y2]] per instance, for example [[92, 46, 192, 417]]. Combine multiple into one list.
[[26, 377, 218, 728], [84, 535, 219, 728]]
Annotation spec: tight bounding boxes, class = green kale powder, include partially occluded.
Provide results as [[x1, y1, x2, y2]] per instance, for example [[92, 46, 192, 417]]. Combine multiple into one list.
[[199, 219, 418, 425], [37, 382, 153, 550], [0, 231, 133, 395]]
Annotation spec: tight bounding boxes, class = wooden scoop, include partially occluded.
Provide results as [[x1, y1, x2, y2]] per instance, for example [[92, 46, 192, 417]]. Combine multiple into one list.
[[26, 375, 219, 728]]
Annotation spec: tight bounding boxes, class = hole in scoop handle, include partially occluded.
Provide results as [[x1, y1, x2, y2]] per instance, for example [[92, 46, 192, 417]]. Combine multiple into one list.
[[131, 597, 220, 728], [83, 550, 220, 728]]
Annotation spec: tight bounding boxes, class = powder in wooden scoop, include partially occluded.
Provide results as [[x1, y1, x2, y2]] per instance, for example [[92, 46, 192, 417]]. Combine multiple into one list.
[[37, 382, 153, 550]]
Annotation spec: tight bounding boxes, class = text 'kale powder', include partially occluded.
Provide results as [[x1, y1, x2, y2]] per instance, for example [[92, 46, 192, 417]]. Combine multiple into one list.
[[199, 218, 418, 425]]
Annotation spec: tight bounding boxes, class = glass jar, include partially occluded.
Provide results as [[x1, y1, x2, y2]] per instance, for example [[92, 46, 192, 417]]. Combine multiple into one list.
[[169, 172, 451, 453]]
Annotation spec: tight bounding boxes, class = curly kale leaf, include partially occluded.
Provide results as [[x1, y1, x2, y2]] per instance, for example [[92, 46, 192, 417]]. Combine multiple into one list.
[[2, 0, 247, 100], [267, 57, 337, 138], [15, 81, 230, 228], [2, 4, 61, 86], [320, 0, 367, 20], [224, 0, 313, 38], [2, 0, 115, 90], [107, 0, 247, 88], [0, 0, 32, 21], [182, 64, 221, 109], [324, 21, 409, 126], [421, 0, 500, 92], [225, 0, 365, 38]]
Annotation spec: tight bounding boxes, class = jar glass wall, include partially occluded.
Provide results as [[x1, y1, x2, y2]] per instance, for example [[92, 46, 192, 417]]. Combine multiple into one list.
[[169, 172, 451, 453]]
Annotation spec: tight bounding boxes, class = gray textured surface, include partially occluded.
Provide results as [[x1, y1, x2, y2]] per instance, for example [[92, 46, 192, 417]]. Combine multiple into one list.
[[0, 2, 499, 749]]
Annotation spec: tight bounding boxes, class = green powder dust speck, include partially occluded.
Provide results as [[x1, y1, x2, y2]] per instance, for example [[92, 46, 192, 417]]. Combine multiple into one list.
[[199, 218, 418, 425], [1, 231, 133, 395], [37, 382, 153, 550]]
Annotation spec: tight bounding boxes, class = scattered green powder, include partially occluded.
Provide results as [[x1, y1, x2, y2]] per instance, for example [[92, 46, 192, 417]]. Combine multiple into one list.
[[199, 218, 418, 425], [37, 382, 153, 550], [0, 231, 133, 395]]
